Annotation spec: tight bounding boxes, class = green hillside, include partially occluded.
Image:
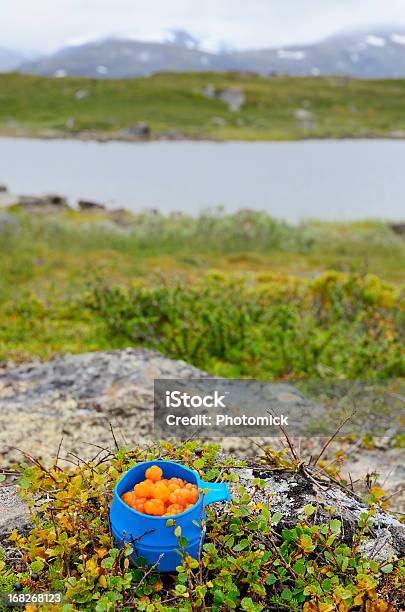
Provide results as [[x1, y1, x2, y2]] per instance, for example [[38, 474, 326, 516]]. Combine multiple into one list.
[[1, 72, 405, 140]]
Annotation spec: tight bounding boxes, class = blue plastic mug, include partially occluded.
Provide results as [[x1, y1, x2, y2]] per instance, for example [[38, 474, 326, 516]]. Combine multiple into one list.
[[110, 460, 231, 571]]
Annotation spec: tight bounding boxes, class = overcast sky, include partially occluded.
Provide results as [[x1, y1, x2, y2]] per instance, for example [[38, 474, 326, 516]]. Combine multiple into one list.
[[2, 0, 405, 53]]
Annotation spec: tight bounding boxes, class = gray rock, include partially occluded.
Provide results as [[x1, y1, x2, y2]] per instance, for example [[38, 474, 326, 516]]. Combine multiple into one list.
[[211, 116, 226, 126], [390, 223, 405, 236], [390, 130, 405, 138], [231, 465, 405, 560], [18, 195, 42, 207], [0, 348, 208, 465], [78, 199, 106, 211], [166, 129, 182, 140], [45, 194, 69, 207], [65, 116, 75, 129], [75, 89, 89, 100], [0, 347, 403, 559], [218, 88, 246, 112], [119, 123, 151, 138], [294, 108, 318, 130], [0, 486, 29, 536], [18, 194, 69, 209], [294, 108, 314, 121], [201, 84, 216, 99], [109, 208, 135, 227], [0, 184, 8, 193]]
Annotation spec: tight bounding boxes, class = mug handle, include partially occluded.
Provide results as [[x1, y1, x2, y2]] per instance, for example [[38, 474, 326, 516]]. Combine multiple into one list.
[[200, 481, 231, 505]]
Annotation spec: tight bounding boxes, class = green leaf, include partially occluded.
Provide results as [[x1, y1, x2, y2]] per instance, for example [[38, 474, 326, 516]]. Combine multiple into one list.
[[233, 539, 249, 551], [271, 511, 282, 525], [265, 573, 277, 585], [214, 590, 225, 604], [282, 529, 294, 542], [175, 584, 187, 594], [19, 476, 30, 489], [303, 504, 316, 516], [281, 588, 292, 601], [174, 526, 182, 538], [381, 563, 393, 574], [341, 556, 349, 572], [293, 559, 306, 575], [30, 559, 45, 573], [240, 597, 256, 611]]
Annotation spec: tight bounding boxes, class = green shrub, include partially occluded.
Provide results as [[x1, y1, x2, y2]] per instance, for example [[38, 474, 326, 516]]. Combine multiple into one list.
[[1, 443, 403, 611], [90, 273, 404, 379]]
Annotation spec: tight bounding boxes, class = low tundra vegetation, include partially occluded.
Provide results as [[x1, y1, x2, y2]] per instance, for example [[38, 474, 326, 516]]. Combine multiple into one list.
[[1, 72, 405, 140], [89, 272, 403, 379], [1, 271, 403, 379], [0, 211, 403, 369], [0, 442, 403, 611]]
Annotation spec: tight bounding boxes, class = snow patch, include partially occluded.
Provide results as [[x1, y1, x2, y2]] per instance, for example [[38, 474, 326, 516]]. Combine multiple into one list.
[[65, 34, 100, 48], [96, 65, 108, 74], [365, 35, 386, 47], [391, 33, 405, 45], [277, 49, 306, 60], [54, 69, 67, 78]]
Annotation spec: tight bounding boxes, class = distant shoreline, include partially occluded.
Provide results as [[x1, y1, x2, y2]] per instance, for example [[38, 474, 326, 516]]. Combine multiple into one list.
[[1, 130, 405, 144]]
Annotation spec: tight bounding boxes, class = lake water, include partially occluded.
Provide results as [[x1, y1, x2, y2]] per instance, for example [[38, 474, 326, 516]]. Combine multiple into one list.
[[0, 137, 404, 222]]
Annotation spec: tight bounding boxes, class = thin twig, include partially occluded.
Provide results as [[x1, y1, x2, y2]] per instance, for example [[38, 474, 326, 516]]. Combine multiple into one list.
[[313, 411, 356, 467], [109, 421, 119, 451]]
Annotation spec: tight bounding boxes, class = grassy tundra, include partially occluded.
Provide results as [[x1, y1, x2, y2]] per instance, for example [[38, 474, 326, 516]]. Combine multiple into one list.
[[0, 210, 403, 376], [1, 72, 405, 140]]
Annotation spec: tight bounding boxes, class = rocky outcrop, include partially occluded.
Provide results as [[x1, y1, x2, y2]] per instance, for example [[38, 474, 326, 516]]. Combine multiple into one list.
[[119, 123, 151, 138], [390, 222, 405, 237], [18, 193, 70, 210], [78, 199, 106, 211], [0, 348, 206, 465], [0, 348, 404, 563], [234, 465, 405, 561], [201, 85, 246, 112], [0, 349, 404, 502]]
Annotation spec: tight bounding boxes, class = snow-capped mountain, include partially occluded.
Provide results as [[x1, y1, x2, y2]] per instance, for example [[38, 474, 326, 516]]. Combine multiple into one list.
[[17, 38, 235, 78], [15, 27, 405, 79], [233, 28, 405, 78]]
